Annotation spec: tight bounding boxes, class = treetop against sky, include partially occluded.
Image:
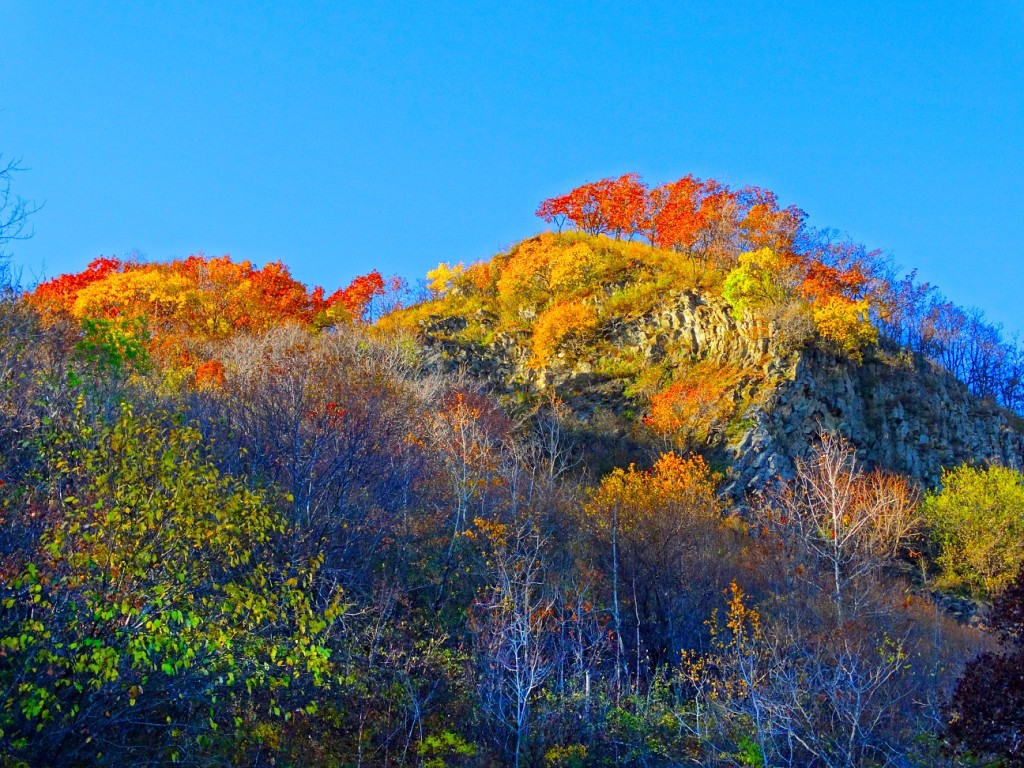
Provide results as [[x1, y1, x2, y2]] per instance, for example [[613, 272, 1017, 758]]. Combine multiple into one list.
[[1, 2, 1021, 332]]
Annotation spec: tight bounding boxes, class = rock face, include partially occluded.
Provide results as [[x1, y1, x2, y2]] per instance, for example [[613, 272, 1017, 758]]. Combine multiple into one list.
[[737, 345, 1024, 492], [414, 290, 1024, 491]]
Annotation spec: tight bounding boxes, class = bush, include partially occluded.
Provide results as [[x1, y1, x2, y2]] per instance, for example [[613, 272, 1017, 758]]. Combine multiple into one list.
[[923, 464, 1024, 597], [531, 299, 599, 366]]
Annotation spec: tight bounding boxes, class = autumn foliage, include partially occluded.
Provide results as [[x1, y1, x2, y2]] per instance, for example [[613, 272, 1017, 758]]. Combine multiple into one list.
[[530, 299, 599, 366], [537, 173, 879, 355], [29, 254, 390, 377], [586, 451, 722, 534], [32, 255, 387, 331], [0, 166, 1017, 767], [643, 361, 744, 446], [537, 173, 805, 266]]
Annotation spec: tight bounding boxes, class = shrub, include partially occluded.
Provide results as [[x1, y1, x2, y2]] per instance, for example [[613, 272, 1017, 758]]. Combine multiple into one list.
[[531, 299, 599, 366], [923, 464, 1024, 597]]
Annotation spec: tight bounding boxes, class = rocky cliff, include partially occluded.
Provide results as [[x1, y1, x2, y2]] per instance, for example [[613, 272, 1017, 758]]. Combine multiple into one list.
[[411, 289, 1024, 491]]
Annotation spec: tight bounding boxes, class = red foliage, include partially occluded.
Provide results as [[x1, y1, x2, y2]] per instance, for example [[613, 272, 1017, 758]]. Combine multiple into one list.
[[31, 257, 123, 309], [536, 174, 648, 239], [26, 256, 397, 383], [27, 254, 387, 331], [540, 173, 751, 260], [328, 270, 386, 321], [602, 173, 649, 239], [648, 175, 708, 251], [536, 173, 881, 295], [249, 260, 327, 324]]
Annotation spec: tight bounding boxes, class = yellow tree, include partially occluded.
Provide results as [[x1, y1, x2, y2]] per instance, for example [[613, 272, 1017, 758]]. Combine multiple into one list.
[[584, 453, 730, 676]]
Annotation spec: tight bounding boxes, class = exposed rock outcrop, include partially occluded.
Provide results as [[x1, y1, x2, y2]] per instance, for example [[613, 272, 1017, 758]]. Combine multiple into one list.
[[413, 290, 1024, 491]]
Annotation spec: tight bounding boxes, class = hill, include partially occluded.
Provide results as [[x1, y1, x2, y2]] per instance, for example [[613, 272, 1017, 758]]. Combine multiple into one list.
[[380, 230, 1024, 490], [3, 172, 1024, 767]]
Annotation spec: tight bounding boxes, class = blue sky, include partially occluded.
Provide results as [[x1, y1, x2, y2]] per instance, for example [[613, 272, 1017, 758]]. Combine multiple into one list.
[[2, 2, 1022, 331]]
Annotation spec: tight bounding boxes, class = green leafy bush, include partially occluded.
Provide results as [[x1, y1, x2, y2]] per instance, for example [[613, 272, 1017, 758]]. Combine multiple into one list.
[[923, 464, 1024, 597]]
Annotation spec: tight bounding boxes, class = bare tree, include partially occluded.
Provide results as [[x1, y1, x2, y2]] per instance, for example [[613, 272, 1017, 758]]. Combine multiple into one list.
[[757, 434, 921, 615], [472, 520, 557, 768], [0, 157, 39, 269]]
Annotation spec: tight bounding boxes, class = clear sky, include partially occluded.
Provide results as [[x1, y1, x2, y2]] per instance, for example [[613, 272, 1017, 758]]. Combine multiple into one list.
[[2, 2, 1022, 331]]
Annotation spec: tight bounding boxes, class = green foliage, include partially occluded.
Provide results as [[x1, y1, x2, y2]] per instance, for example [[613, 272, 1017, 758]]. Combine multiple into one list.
[[418, 730, 477, 768], [735, 735, 766, 767], [924, 464, 1024, 597], [722, 248, 794, 321], [0, 403, 342, 764], [601, 276, 674, 319], [75, 316, 151, 378]]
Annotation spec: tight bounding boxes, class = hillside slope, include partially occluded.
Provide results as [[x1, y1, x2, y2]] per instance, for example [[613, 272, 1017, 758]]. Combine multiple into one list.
[[382, 234, 1024, 490]]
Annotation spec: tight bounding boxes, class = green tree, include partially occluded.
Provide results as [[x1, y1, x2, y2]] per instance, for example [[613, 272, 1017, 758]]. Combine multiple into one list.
[[923, 464, 1024, 597], [0, 404, 342, 766], [722, 248, 796, 321]]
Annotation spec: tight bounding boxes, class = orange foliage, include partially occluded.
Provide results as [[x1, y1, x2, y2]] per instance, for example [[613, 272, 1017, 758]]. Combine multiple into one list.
[[530, 299, 599, 366], [34, 254, 324, 332], [648, 175, 708, 252], [30, 254, 392, 379], [738, 186, 806, 254], [539, 173, 814, 272], [537, 174, 872, 287], [799, 260, 870, 305], [495, 234, 558, 307], [194, 359, 226, 390], [643, 361, 743, 444], [326, 269, 386, 321], [32, 255, 389, 332]]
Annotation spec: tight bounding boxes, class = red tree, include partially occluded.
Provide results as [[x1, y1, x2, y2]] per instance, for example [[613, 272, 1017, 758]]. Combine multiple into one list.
[[327, 270, 387, 321]]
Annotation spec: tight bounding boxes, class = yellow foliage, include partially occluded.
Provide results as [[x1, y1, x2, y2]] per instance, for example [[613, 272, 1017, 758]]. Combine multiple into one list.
[[722, 247, 799, 320], [73, 269, 194, 322], [426, 261, 465, 296], [495, 233, 558, 308], [811, 296, 877, 360], [586, 452, 722, 535], [530, 299, 598, 366], [548, 242, 600, 294]]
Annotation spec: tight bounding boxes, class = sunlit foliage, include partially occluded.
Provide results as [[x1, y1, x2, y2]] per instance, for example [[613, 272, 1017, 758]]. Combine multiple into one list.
[[30, 254, 388, 375], [531, 299, 599, 366], [0, 405, 342, 764], [0, 168, 1013, 766], [643, 360, 744, 446], [924, 464, 1024, 597]]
